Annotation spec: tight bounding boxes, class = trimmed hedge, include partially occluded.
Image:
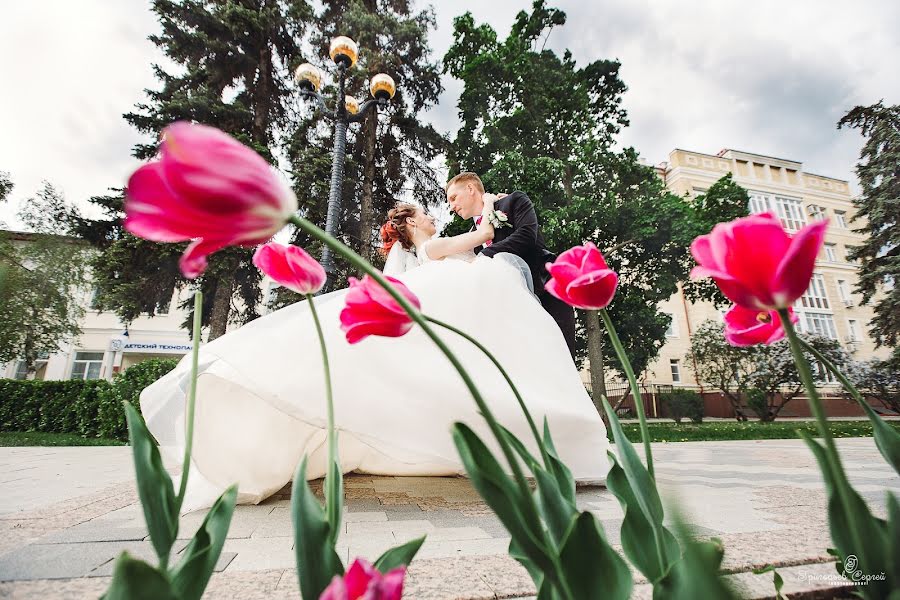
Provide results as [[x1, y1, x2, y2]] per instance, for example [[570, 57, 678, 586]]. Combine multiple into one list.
[[0, 358, 177, 441], [660, 389, 704, 424]]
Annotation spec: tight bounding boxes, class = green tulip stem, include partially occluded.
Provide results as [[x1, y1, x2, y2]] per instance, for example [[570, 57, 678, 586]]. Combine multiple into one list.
[[598, 309, 655, 477], [426, 316, 551, 470], [286, 215, 553, 563], [307, 293, 340, 535], [776, 309, 869, 571], [176, 291, 203, 512]]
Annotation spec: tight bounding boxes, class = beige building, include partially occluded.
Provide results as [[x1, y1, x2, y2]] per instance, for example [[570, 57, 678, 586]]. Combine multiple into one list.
[[642, 148, 887, 390]]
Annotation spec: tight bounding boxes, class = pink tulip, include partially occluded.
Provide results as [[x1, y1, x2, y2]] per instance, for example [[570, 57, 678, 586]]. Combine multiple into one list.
[[319, 558, 405, 600], [340, 275, 421, 344], [723, 304, 799, 346], [124, 121, 298, 278], [690, 213, 827, 311], [544, 242, 619, 310], [253, 243, 326, 295]]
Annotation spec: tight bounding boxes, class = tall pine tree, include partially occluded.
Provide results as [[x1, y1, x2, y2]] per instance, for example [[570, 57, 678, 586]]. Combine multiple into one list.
[[838, 101, 900, 362], [79, 0, 313, 338], [286, 0, 444, 285]]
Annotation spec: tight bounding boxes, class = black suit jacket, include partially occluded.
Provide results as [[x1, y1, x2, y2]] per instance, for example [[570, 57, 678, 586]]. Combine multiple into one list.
[[473, 191, 556, 293]]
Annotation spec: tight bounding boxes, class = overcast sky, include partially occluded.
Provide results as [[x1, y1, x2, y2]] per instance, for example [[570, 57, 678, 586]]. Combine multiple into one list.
[[1, 0, 898, 229]]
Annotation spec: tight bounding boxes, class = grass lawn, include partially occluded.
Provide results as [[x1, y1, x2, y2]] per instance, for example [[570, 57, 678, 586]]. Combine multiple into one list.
[[0, 431, 125, 447], [618, 420, 900, 443]]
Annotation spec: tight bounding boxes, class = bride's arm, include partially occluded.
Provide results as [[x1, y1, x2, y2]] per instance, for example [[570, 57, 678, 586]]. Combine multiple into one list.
[[423, 195, 497, 261]]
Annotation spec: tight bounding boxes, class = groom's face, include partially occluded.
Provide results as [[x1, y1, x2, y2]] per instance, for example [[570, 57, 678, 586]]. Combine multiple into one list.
[[446, 181, 482, 220]]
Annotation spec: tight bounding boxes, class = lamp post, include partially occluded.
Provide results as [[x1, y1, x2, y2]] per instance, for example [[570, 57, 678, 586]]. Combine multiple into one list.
[[294, 36, 397, 292]]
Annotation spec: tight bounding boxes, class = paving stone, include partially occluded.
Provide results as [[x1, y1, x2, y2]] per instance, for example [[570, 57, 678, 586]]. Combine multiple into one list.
[[342, 511, 388, 523]]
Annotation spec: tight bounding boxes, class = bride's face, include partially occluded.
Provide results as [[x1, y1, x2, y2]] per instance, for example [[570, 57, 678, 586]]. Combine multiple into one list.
[[409, 209, 437, 237]]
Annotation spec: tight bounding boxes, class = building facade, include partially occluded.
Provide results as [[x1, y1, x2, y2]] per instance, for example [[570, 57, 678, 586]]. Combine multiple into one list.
[[1, 231, 283, 381], [643, 148, 887, 389]]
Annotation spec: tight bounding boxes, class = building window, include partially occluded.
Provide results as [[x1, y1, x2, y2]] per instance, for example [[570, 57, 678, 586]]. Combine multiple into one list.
[[70, 352, 104, 380], [670, 359, 682, 383], [797, 274, 830, 310], [13, 353, 49, 380], [89, 287, 102, 311], [748, 192, 806, 231], [824, 244, 837, 262], [749, 192, 769, 215], [775, 196, 806, 231], [847, 319, 861, 342], [807, 204, 827, 220], [663, 312, 679, 337], [836, 279, 852, 306], [834, 211, 848, 228], [800, 312, 838, 340]]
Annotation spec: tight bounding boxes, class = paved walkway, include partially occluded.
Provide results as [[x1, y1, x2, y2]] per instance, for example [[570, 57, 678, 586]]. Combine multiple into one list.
[[1, 438, 896, 598]]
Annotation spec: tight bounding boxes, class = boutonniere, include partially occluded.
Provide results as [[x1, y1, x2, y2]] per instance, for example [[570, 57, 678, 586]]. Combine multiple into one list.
[[488, 210, 512, 229]]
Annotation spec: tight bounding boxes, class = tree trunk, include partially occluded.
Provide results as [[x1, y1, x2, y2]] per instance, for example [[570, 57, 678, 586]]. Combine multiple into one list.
[[586, 310, 607, 413], [208, 273, 235, 340], [359, 113, 378, 262], [252, 29, 273, 150]]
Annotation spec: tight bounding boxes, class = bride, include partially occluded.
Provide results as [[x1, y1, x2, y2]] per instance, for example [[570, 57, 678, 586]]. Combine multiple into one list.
[[141, 196, 609, 510]]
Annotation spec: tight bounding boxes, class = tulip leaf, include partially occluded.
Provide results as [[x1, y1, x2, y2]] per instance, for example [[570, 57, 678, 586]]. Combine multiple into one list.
[[859, 400, 900, 476], [103, 552, 176, 600], [799, 431, 893, 599], [170, 484, 237, 600], [123, 402, 178, 565], [452, 423, 554, 576], [374, 535, 425, 573], [325, 454, 343, 547], [543, 417, 576, 505], [534, 466, 577, 548], [606, 451, 679, 583], [558, 512, 632, 600], [499, 425, 541, 472], [601, 398, 678, 582], [655, 516, 736, 600], [292, 457, 344, 600]]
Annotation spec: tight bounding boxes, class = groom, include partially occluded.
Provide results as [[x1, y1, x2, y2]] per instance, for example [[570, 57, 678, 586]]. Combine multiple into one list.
[[446, 172, 577, 358]]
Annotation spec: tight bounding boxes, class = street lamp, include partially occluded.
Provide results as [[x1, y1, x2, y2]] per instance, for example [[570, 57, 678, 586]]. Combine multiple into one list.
[[294, 36, 397, 292]]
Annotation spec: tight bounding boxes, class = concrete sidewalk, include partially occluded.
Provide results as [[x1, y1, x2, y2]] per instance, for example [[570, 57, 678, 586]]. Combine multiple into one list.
[[1, 438, 896, 598]]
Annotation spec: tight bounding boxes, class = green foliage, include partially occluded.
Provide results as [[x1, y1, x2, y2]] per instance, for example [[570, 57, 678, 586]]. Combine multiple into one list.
[[682, 173, 750, 306], [616, 420, 900, 442], [661, 389, 704, 424], [838, 101, 900, 360], [443, 4, 750, 379], [0, 379, 110, 437], [77, 0, 317, 337], [0, 359, 175, 441], [96, 358, 178, 440], [0, 170, 12, 203], [0, 187, 89, 374], [688, 320, 853, 421]]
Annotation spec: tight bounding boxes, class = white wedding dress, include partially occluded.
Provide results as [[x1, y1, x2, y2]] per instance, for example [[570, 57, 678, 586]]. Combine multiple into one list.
[[140, 239, 609, 511]]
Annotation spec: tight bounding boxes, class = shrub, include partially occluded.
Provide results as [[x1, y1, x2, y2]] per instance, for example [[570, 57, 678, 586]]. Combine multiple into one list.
[[0, 358, 177, 441], [661, 389, 704, 424], [96, 359, 178, 440]]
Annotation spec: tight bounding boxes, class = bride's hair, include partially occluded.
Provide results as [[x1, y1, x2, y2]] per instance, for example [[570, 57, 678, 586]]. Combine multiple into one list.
[[380, 202, 419, 256]]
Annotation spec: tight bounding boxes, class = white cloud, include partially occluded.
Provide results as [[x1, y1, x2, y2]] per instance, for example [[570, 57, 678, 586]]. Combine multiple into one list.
[[2, 0, 897, 229]]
